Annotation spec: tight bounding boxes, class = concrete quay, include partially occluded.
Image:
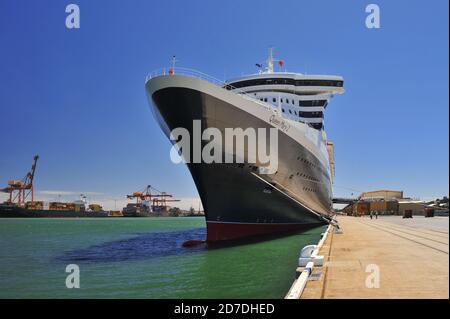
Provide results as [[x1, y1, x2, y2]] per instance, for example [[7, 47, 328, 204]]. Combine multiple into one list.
[[301, 216, 449, 299]]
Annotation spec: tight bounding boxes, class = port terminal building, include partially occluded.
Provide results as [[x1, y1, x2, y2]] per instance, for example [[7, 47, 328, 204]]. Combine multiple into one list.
[[342, 189, 446, 217]]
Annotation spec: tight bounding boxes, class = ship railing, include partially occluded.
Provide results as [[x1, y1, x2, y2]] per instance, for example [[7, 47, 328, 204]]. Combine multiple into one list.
[[145, 67, 274, 112]]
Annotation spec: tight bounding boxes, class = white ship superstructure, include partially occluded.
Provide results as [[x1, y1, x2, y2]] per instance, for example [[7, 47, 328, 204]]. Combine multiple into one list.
[[226, 49, 343, 130]]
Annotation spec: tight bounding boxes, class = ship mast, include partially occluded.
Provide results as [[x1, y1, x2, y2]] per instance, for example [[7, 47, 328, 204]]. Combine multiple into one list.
[[267, 47, 274, 73]]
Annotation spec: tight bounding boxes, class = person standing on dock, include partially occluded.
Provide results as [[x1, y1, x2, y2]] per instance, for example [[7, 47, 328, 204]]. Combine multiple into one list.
[[375, 211, 378, 219], [370, 211, 373, 219]]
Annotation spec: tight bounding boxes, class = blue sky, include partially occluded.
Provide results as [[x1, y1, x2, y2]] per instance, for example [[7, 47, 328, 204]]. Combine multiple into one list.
[[0, 0, 448, 208]]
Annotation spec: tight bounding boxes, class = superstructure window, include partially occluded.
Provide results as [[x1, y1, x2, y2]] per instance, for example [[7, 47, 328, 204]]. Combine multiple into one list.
[[227, 78, 343, 89], [296, 80, 343, 87], [299, 100, 327, 107], [310, 123, 323, 130], [299, 111, 324, 118], [272, 97, 276, 102]]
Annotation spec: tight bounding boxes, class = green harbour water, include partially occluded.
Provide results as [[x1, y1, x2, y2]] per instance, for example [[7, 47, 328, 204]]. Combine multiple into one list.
[[0, 217, 325, 298]]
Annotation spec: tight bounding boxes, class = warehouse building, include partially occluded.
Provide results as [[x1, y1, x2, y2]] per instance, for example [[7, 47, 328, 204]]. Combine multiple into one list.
[[342, 189, 434, 217], [398, 200, 426, 216], [369, 200, 399, 215], [343, 189, 427, 216], [360, 190, 404, 201]]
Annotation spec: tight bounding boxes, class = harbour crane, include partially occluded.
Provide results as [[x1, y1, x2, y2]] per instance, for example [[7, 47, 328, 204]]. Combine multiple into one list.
[[126, 185, 180, 211], [0, 155, 39, 205]]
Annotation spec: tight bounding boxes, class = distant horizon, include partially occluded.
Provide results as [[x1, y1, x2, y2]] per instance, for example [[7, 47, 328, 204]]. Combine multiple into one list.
[[0, 184, 446, 212], [0, 0, 448, 209]]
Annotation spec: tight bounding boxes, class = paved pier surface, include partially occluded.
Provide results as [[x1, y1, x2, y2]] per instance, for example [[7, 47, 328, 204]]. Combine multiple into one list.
[[302, 216, 449, 299]]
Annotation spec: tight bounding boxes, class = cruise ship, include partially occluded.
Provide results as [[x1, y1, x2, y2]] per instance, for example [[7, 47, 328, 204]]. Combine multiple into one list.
[[145, 50, 344, 241]]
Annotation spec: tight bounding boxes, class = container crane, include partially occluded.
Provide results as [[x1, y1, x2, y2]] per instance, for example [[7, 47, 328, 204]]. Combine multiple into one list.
[[126, 185, 180, 211], [0, 155, 39, 205]]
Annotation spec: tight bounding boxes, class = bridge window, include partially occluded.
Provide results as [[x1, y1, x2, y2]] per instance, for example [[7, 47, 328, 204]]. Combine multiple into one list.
[[227, 78, 343, 89], [296, 80, 343, 87], [299, 100, 327, 107], [299, 111, 324, 118], [310, 123, 323, 130]]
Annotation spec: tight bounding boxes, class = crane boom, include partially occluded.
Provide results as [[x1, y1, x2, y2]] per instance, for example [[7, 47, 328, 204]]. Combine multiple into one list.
[[125, 184, 180, 211], [0, 155, 39, 205]]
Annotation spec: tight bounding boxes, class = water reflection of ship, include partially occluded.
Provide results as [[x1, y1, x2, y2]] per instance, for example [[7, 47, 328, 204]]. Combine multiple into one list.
[[122, 185, 181, 217]]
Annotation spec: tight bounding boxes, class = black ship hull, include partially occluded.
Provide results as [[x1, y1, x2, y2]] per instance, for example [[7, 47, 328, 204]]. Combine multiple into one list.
[[147, 76, 332, 241]]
